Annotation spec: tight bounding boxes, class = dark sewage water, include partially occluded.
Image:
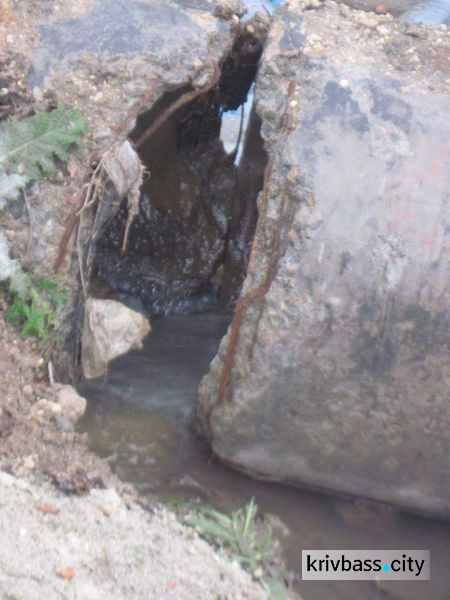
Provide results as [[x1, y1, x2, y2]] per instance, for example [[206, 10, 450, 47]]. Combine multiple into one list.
[[78, 313, 450, 600]]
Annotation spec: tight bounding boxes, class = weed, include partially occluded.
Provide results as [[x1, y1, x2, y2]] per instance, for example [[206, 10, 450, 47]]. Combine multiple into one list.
[[186, 498, 271, 570], [0, 103, 87, 203], [184, 497, 287, 599], [0, 104, 85, 338], [5, 274, 67, 340]]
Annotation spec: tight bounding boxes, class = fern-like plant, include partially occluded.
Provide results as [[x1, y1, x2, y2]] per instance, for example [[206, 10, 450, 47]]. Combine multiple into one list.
[[0, 103, 87, 202], [5, 274, 67, 340], [0, 104, 86, 338]]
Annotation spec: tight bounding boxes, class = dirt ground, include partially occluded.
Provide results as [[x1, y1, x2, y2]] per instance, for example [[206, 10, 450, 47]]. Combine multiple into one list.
[[0, 300, 117, 491], [0, 471, 265, 599]]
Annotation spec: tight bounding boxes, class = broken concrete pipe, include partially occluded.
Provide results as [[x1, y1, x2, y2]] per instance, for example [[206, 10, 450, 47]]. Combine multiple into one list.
[[196, 1, 450, 519]]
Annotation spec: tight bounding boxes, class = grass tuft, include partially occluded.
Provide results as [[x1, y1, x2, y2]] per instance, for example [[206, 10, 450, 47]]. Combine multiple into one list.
[[183, 497, 287, 599]]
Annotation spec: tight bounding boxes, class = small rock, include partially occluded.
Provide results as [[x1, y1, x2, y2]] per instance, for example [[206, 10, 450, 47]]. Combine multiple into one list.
[[32, 86, 44, 102], [31, 399, 63, 426], [48, 401, 63, 414], [54, 567, 75, 580], [376, 25, 390, 36], [36, 398, 48, 406], [37, 503, 60, 515], [56, 386, 87, 424], [22, 385, 33, 397], [23, 455, 35, 471], [375, 4, 389, 14]]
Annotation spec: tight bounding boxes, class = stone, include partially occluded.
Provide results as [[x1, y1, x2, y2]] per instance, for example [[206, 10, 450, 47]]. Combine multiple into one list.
[[81, 298, 151, 379], [56, 385, 87, 423], [376, 24, 390, 34], [22, 385, 33, 397], [196, 2, 450, 518], [32, 86, 44, 102], [30, 398, 60, 422]]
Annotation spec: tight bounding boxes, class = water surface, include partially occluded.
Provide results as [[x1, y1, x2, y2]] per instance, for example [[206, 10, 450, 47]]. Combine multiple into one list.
[[79, 313, 450, 600]]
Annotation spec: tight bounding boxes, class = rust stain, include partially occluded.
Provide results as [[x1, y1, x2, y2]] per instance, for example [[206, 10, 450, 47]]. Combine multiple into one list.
[[208, 77, 299, 432]]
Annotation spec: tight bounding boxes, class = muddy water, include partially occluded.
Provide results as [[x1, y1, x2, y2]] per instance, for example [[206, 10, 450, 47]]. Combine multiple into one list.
[[79, 313, 450, 600]]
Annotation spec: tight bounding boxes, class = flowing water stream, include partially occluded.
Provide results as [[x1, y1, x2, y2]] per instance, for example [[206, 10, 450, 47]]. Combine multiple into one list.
[[79, 313, 450, 600]]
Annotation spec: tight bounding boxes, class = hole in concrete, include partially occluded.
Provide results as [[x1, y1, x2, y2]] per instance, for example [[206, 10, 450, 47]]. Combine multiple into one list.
[[78, 19, 270, 543], [90, 25, 268, 316]]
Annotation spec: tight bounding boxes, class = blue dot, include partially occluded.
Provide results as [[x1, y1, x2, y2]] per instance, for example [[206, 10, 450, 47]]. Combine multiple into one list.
[[383, 564, 390, 572]]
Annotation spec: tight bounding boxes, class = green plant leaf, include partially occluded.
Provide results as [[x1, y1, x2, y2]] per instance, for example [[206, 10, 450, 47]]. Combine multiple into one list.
[[0, 104, 87, 183], [0, 105, 82, 341], [5, 297, 27, 325], [35, 276, 67, 307], [242, 497, 257, 537], [20, 295, 52, 339], [186, 498, 277, 573], [3, 267, 68, 340]]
